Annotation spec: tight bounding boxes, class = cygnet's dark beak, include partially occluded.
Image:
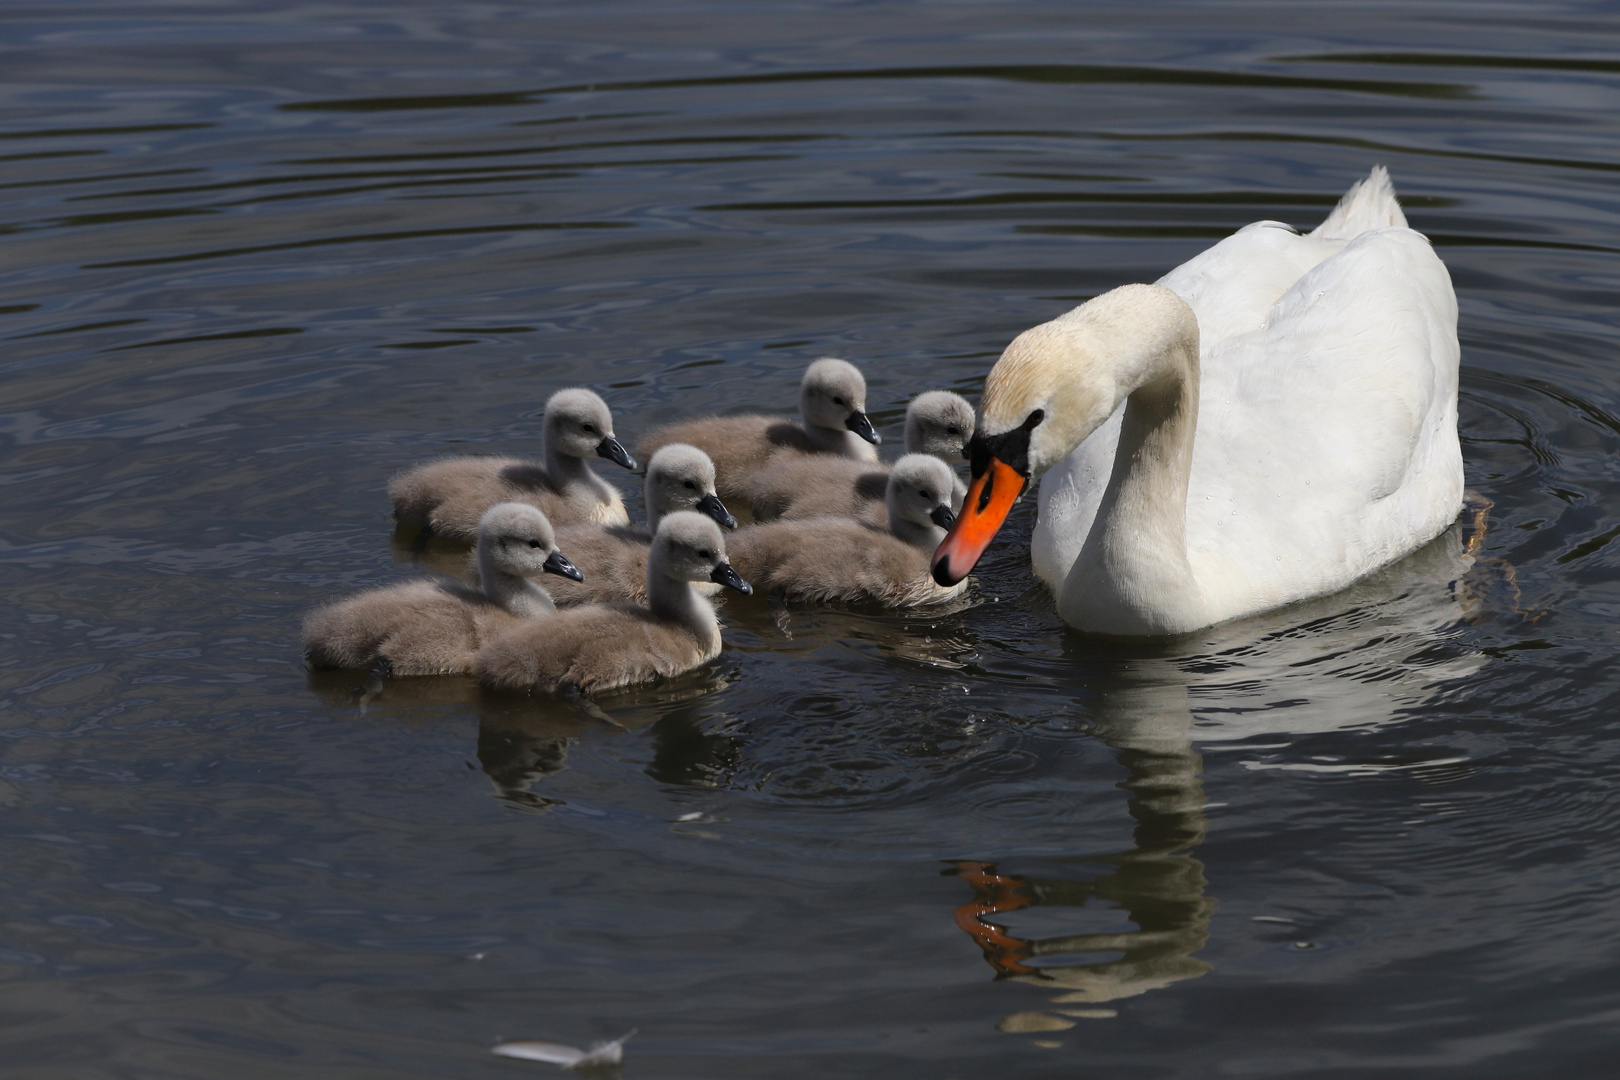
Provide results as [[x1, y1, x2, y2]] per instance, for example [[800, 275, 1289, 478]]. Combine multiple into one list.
[[710, 561, 752, 595], [844, 410, 881, 445], [595, 436, 636, 471], [929, 504, 957, 529], [542, 550, 584, 581], [697, 492, 738, 530]]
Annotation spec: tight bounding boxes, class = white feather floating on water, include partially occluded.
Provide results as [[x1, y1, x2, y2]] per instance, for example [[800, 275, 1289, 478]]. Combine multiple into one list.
[[491, 1030, 635, 1069]]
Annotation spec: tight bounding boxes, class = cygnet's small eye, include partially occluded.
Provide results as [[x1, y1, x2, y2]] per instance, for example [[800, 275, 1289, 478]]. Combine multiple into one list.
[[833, 396, 846, 406], [683, 480, 696, 490], [528, 539, 542, 548], [697, 548, 714, 560], [946, 426, 960, 436], [919, 490, 934, 501], [582, 423, 596, 434]]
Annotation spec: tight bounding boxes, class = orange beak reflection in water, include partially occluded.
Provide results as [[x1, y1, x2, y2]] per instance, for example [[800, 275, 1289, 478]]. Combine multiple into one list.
[[931, 456, 1027, 586]]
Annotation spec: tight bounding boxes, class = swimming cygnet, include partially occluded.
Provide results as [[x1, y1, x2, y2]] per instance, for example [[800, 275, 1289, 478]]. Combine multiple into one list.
[[636, 358, 881, 501], [390, 388, 637, 541], [547, 443, 738, 607], [304, 502, 583, 675], [477, 512, 753, 695], [746, 390, 975, 522], [726, 454, 967, 607]]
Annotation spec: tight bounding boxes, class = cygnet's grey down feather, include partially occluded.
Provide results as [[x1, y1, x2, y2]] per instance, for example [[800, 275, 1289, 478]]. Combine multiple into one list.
[[304, 579, 523, 675], [547, 444, 736, 608], [390, 388, 635, 540], [304, 503, 580, 674], [746, 391, 976, 523], [746, 459, 891, 524], [726, 455, 968, 607], [477, 512, 752, 695], [636, 358, 880, 502]]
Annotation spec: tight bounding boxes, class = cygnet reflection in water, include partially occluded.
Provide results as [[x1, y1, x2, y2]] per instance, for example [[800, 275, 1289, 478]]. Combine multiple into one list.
[[473, 667, 746, 807], [477, 699, 590, 812]]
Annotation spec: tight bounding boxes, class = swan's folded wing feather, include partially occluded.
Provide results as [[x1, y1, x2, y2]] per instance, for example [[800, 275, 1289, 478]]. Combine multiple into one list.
[[1156, 220, 1344, 346], [1186, 226, 1461, 613]]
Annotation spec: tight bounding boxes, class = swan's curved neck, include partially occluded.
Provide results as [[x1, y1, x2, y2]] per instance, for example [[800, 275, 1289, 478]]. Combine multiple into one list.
[[1027, 285, 1206, 634], [1076, 353, 1202, 633], [647, 568, 720, 651], [478, 553, 556, 619]]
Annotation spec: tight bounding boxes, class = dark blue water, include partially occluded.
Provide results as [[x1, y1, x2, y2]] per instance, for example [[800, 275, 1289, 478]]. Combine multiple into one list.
[[4, 2, 1620, 1076]]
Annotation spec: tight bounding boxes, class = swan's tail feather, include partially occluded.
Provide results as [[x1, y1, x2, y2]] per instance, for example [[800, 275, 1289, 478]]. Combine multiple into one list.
[[1311, 165, 1407, 240]]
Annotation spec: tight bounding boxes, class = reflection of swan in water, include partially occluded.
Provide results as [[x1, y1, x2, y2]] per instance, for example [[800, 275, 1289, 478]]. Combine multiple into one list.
[[949, 675, 1214, 1025], [954, 523, 1488, 1037]]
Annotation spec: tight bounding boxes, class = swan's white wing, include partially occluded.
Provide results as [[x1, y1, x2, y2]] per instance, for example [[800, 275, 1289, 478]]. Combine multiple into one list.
[[1156, 220, 1343, 345], [1033, 220, 1345, 592], [1184, 226, 1462, 619]]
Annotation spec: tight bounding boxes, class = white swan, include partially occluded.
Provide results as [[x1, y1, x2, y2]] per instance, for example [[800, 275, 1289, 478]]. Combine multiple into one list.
[[932, 167, 1462, 636]]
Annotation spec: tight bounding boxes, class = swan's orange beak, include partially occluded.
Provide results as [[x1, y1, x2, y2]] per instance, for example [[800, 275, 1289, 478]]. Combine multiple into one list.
[[931, 456, 1027, 585]]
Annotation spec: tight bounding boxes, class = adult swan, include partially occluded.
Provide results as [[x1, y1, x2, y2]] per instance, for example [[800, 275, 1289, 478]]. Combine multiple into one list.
[[932, 168, 1462, 636]]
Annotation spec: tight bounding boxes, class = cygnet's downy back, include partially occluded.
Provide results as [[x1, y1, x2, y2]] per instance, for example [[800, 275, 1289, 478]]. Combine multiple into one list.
[[305, 502, 581, 676], [726, 455, 965, 608], [389, 387, 636, 540], [476, 512, 752, 695], [634, 358, 881, 501]]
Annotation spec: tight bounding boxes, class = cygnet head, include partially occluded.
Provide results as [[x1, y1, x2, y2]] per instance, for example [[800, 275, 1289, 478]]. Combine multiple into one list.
[[886, 454, 958, 537], [651, 511, 752, 595], [644, 444, 737, 531], [543, 387, 637, 470], [477, 502, 583, 582], [800, 357, 879, 445], [904, 390, 975, 460]]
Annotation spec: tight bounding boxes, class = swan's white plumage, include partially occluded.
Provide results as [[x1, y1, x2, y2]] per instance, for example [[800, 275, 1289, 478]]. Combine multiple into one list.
[[1027, 168, 1461, 632]]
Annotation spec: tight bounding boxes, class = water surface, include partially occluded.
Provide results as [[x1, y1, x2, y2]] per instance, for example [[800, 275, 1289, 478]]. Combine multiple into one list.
[[3, 2, 1620, 1077]]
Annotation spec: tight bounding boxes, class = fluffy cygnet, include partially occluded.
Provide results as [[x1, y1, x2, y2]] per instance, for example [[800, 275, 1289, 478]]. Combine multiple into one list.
[[476, 512, 753, 695], [746, 390, 975, 522], [726, 454, 967, 607], [636, 358, 881, 501], [548, 443, 738, 607], [304, 503, 583, 675], [390, 388, 636, 540]]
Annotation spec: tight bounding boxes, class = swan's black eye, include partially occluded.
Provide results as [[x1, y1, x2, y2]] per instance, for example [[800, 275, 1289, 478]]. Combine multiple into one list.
[[582, 423, 596, 433], [919, 490, 933, 501], [1025, 409, 1044, 429], [528, 539, 542, 548], [833, 396, 846, 406], [697, 549, 713, 560], [683, 480, 696, 489], [946, 426, 960, 436]]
